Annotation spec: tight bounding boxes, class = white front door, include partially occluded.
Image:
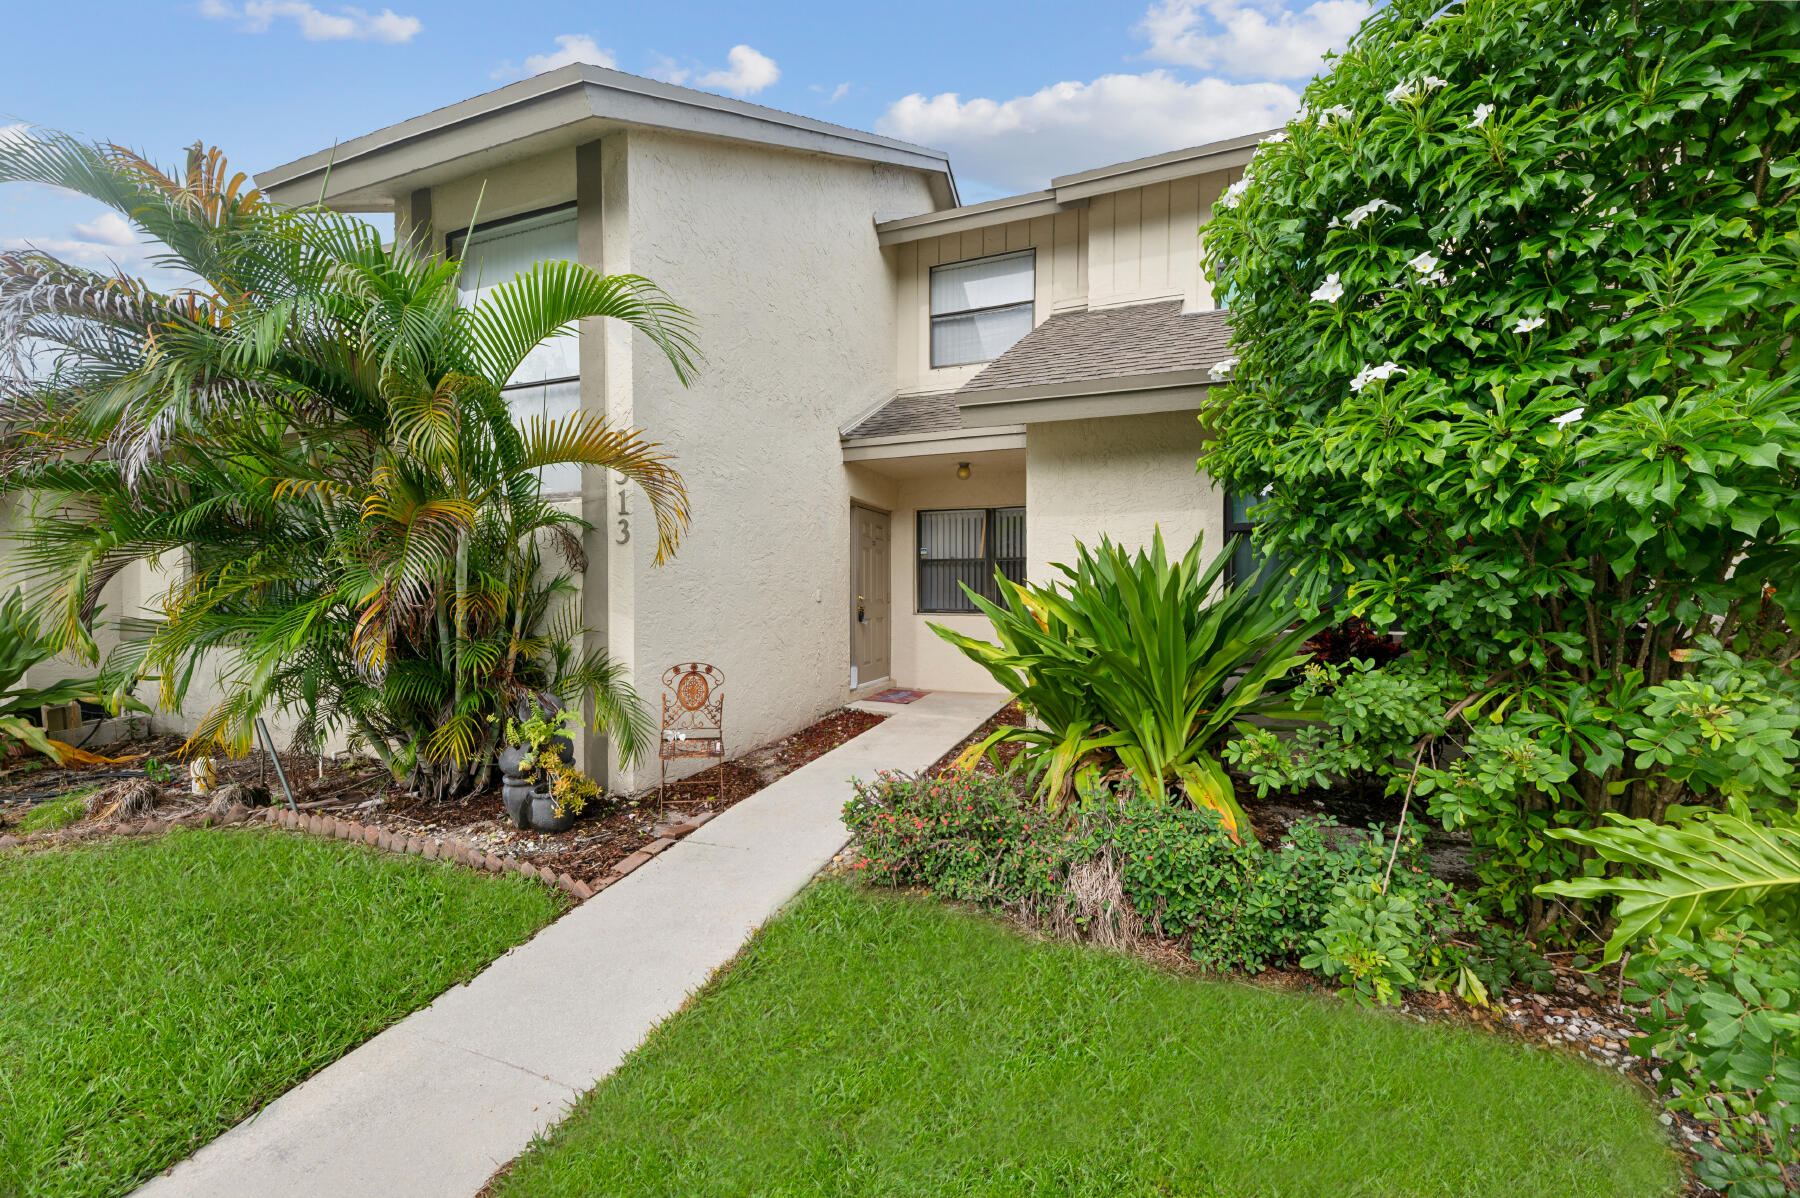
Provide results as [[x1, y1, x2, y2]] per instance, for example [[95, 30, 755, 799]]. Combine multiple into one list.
[[851, 505, 891, 687]]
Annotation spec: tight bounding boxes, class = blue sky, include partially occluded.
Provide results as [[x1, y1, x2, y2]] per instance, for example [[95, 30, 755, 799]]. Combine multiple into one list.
[[2, 0, 1370, 285]]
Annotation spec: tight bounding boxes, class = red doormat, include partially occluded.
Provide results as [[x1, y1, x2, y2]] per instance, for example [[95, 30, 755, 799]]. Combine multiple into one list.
[[867, 688, 929, 704]]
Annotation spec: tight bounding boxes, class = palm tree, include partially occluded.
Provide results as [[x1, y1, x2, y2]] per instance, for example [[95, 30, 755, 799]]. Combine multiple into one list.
[[0, 132, 700, 800]]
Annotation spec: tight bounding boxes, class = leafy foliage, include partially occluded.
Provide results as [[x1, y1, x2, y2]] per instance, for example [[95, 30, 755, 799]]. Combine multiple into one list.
[[0, 134, 697, 798], [930, 530, 1324, 833], [841, 769, 1545, 1003], [0, 590, 136, 762], [1198, 0, 1800, 919], [1537, 803, 1800, 962], [1623, 922, 1799, 1198]]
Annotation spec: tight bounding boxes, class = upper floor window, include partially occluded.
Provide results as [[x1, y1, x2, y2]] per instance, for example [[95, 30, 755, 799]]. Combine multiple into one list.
[[450, 205, 581, 494], [930, 249, 1034, 368]]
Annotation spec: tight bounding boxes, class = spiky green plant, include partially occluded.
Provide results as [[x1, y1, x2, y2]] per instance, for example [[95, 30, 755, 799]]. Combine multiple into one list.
[[0, 133, 699, 799], [930, 531, 1326, 835]]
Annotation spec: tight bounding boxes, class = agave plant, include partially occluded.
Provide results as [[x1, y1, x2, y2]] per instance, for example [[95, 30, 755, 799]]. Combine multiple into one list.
[[930, 530, 1326, 836], [0, 132, 698, 800]]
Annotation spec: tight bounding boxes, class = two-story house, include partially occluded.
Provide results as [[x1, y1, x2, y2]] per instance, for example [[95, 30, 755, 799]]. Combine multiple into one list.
[[250, 63, 1257, 790]]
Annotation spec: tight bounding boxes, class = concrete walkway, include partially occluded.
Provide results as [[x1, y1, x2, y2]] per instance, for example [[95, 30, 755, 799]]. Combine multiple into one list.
[[134, 690, 1006, 1198]]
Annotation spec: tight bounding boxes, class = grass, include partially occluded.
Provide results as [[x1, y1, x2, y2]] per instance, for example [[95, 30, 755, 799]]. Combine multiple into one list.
[[496, 881, 1680, 1198], [12, 786, 96, 834], [0, 826, 565, 1198]]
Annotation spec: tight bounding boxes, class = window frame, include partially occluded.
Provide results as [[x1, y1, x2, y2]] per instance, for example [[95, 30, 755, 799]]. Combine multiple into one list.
[[928, 248, 1036, 369], [444, 201, 577, 262], [915, 505, 1026, 614], [1225, 490, 1270, 590]]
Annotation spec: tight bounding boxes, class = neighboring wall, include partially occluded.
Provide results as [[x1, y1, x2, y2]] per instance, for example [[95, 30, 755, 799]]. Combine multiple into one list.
[[1024, 410, 1223, 583], [617, 128, 934, 788]]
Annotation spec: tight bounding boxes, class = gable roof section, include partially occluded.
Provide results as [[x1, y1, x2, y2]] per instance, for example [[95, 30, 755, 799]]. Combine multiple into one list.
[[844, 304, 1235, 445], [257, 64, 958, 211], [959, 302, 1232, 395]]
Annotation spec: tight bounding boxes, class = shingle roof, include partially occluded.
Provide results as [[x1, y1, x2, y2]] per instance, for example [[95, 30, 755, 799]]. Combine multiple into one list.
[[957, 302, 1233, 395], [842, 391, 966, 440], [842, 303, 1235, 442]]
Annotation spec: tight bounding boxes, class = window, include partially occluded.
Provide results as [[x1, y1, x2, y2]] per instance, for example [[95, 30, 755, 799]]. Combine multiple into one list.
[[451, 205, 582, 494], [917, 507, 1025, 613], [930, 249, 1034, 367], [1226, 490, 1283, 594]]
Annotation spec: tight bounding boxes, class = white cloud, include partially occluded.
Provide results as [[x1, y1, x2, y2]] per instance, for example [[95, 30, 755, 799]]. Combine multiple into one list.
[[71, 212, 138, 247], [828, 81, 851, 104], [524, 34, 615, 74], [697, 45, 780, 96], [1136, 0, 1370, 81], [645, 53, 691, 85], [199, 0, 422, 43], [879, 70, 1298, 195]]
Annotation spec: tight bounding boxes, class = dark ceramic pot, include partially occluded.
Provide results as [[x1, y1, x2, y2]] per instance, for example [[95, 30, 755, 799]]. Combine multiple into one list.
[[498, 738, 574, 830], [528, 788, 576, 833]]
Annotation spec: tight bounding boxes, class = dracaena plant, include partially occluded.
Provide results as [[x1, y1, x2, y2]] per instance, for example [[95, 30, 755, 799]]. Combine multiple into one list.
[[0, 133, 693, 800], [930, 530, 1325, 836], [1199, 0, 1800, 917]]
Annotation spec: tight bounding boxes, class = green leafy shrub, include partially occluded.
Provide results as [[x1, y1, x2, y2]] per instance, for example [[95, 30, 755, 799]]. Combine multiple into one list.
[[1301, 882, 1425, 1008], [842, 770, 1542, 1003], [0, 591, 135, 763], [1198, 0, 1800, 923], [930, 530, 1324, 834], [1624, 923, 1799, 1197]]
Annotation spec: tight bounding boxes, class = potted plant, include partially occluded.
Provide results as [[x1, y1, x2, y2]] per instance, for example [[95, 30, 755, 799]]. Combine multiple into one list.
[[500, 701, 578, 830], [530, 756, 601, 834]]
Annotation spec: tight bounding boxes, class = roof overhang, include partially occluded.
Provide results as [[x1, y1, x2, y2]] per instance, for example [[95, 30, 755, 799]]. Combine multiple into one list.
[[873, 126, 1276, 245], [841, 424, 1026, 462], [257, 64, 959, 212], [955, 368, 1213, 427]]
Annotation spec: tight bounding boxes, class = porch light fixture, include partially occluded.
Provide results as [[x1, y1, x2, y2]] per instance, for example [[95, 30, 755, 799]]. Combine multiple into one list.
[[956, 462, 970, 480]]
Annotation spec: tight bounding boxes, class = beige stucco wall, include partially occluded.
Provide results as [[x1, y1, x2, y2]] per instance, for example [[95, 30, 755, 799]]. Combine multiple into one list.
[[1025, 410, 1225, 584], [425, 147, 577, 254], [612, 128, 936, 788], [882, 455, 1023, 695]]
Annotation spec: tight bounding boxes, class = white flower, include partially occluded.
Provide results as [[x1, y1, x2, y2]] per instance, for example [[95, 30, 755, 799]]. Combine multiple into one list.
[[1317, 104, 1354, 127], [1385, 81, 1416, 106], [1209, 356, 1239, 382], [1310, 273, 1344, 304], [1426, 269, 1450, 285], [1469, 102, 1494, 129], [1407, 251, 1440, 274], [1350, 361, 1406, 392], [1421, 75, 1450, 91], [1342, 198, 1400, 229], [1551, 407, 1584, 426], [1262, 130, 1288, 144], [1219, 178, 1250, 209], [1513, 314, 1547, 333]]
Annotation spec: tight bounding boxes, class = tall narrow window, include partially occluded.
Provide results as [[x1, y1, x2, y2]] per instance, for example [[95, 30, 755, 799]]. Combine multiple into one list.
[[1226, 490, 1283, 594], [450, 206, 582, 494], [930, 249, 1034, 367], [917, 506, 1026, 613]]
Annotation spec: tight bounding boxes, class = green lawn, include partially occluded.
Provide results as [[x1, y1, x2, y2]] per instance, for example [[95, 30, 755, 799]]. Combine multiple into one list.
[[12, 786, 96, 834], [0, 827, 565, 1198], [496, 881, 1680, 1198]]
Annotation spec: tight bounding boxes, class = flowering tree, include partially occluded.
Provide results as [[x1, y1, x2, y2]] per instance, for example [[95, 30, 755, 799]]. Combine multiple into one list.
[[1202, 0, 1800, 911]]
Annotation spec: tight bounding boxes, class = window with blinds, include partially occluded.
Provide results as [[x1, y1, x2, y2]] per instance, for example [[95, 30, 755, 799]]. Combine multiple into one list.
[[929, 249, 1034, 368], [451, 206, 582, 494], [917, 507, 1026, 613]]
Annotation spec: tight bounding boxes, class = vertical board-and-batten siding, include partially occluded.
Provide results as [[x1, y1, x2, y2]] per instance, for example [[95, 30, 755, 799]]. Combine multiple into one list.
[[1086, 170, 1233, 313]]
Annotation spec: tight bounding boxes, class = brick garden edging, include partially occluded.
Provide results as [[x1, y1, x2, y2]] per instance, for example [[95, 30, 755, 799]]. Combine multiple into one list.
[[0, 803, 718, 902]]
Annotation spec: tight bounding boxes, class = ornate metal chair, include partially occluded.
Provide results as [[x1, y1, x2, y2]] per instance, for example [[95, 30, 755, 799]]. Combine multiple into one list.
[[659, 662, 726, 809]]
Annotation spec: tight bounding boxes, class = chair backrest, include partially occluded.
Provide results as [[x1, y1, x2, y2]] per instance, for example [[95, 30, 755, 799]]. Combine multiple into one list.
[[661, 663, 724, 745]]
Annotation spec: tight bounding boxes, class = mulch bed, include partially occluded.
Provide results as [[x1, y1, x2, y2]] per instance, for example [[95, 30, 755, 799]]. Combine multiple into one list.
[[0, 706, 890, 889]]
